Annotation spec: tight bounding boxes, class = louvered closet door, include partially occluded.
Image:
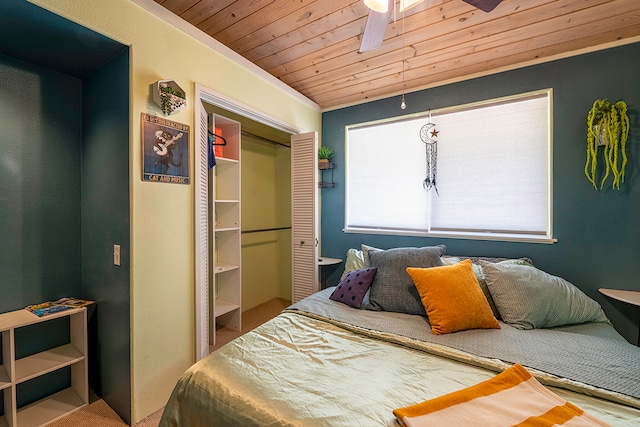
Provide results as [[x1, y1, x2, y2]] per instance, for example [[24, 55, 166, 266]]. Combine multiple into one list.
[[194, 99, 209, 361], [291, 132, 318, 303]]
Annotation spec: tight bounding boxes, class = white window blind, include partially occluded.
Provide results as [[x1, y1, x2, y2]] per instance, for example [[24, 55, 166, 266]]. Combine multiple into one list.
[[345, 90, 553, 242]]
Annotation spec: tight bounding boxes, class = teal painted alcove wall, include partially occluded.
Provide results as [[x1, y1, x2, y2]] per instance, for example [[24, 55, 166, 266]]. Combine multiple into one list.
[[0, 55, 83, 310], [321, 42, 640, 344], [0, 1, 131, 422], [82, 49, 131, 423]]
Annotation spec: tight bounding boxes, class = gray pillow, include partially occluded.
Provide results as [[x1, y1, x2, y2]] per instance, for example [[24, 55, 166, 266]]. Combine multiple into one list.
[[442, 256, 533, 320], [480, 261, 610, 329], [366, 245, 446, 315]]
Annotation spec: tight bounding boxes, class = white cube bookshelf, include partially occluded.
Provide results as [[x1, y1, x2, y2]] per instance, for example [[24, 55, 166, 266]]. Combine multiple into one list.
[[0, 308, 88, 427]]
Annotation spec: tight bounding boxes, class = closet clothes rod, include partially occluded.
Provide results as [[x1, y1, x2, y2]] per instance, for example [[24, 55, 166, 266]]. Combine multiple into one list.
[[241, 130, 291, 148], [242, 226, 291, 234]]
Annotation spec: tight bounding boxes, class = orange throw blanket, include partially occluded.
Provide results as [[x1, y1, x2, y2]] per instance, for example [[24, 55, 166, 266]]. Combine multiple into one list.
[[393, 364, 611, 427]]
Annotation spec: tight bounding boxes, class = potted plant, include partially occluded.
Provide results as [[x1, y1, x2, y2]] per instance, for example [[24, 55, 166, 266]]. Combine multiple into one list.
[[152, 80, 187, 115], [318, 146, 334, 169], [584, 99, 629, 190]]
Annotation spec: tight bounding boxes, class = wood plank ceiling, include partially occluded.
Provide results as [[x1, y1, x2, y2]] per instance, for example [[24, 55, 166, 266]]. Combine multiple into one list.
[[154, 0, 640, 110]]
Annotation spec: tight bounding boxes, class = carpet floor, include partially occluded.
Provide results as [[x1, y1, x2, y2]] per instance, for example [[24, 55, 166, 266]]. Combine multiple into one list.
[[211, 297, 291, 352], [48, 297, 290, 426], [46, 393, 163, 427]]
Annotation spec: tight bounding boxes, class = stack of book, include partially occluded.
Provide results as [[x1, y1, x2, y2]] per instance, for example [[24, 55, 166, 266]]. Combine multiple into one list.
[[26, 297, 93, 317]]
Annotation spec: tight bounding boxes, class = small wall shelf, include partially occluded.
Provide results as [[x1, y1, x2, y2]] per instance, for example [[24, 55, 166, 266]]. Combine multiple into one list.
[[152, 79, 187, 115], [318, 161, 335, 188]]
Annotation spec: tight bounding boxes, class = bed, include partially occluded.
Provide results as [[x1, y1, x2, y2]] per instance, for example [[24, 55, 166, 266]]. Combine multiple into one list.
[[160, 246, 640, 426]]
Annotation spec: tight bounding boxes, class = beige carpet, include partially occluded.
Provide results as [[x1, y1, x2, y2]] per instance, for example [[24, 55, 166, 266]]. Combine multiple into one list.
[[210, 297, 290, 352], [46, 391, 163, 427], [49, 297, 289, 426], [45, 396, 163, 427]]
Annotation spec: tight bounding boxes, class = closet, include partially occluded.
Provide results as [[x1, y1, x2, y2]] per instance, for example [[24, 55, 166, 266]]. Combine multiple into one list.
[[194, 84, 317, 360], [241, 133, 292, 310]]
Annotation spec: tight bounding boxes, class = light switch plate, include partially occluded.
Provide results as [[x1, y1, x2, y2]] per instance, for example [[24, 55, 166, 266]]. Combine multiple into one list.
[[114, 244, 121, 266]]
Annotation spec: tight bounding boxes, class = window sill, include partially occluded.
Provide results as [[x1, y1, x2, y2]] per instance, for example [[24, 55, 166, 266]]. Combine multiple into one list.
[[343, 227, 557, 244]]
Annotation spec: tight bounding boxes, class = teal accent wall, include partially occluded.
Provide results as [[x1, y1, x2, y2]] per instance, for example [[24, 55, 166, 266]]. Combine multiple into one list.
[[321, 42, 640, 344], [0, 54, 83, 311], [0, 2, 131, 422], [0, 53, 83, 416], [82, 49, 131, 423]]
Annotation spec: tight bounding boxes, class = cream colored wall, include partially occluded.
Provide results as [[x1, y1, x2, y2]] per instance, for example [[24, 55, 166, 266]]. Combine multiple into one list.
[[29, 0, 321, 423], [241, 137, 292, 309]]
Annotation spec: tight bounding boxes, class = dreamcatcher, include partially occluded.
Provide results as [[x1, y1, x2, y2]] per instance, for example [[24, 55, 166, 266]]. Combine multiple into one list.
[[419, 113, 439, 194]]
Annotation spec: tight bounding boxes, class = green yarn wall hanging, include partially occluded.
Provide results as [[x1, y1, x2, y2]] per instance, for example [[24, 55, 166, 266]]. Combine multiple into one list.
[[584, 99, 629, 190]]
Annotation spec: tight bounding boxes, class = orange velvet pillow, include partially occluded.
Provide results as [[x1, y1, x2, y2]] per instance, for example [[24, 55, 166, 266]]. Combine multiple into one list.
[[406, 259, 500, 335]]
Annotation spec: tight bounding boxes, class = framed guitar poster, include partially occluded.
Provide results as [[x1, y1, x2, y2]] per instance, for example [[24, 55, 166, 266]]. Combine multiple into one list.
[[141, 113, 190, 184]]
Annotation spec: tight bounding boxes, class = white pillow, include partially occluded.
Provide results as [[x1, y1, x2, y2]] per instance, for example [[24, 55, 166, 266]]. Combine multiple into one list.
[[340, 248, 366, 279], [361, 244, 381, 267]]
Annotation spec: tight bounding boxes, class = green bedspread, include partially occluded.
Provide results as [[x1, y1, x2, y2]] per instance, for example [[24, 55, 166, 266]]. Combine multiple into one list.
[[160, 295, 640, 426]]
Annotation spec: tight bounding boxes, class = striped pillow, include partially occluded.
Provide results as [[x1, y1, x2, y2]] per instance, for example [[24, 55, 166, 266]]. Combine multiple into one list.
[[480, 261, 610, 329], [441, 256, 533, 320]]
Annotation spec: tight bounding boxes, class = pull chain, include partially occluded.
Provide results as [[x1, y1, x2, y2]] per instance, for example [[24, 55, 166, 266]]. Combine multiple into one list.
[[400, 8, 406, 110]]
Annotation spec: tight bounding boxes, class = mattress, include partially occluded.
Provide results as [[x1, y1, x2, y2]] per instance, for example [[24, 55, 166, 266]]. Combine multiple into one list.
[[159, 289, 640, 426]]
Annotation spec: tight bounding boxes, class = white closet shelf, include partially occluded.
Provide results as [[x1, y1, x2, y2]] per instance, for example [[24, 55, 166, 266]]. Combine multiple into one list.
[[214, 199, 240, 203], [215, 157, 239, 165], [214, 227, 240, 232], [214, 300, 240, 318], [214, 263, 240, 274]]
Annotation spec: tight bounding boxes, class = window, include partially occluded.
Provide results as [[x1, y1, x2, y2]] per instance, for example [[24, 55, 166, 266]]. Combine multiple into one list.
[[344, 89, 554, 243]]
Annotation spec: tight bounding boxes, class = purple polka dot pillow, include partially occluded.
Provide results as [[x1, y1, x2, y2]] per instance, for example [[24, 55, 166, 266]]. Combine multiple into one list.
[[329, 268, 378, 308]]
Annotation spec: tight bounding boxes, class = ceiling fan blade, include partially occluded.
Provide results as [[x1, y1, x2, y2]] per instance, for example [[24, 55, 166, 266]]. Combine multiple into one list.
[[462, 0, 502, 12], [359, 0, 394, 52]]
